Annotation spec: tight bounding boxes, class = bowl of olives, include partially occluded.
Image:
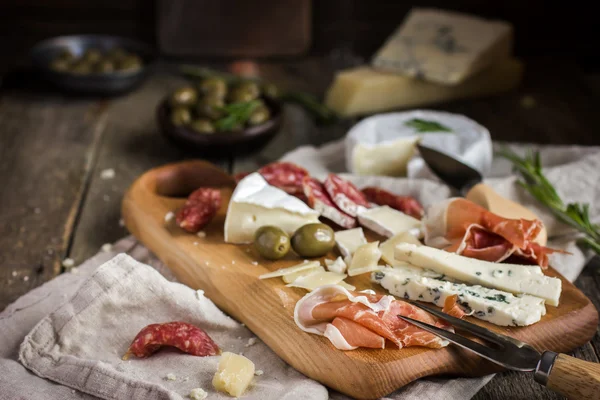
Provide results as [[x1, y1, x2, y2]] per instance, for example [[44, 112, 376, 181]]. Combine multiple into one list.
[[157, 77, 283, 156], [30, 35, 155, 95]]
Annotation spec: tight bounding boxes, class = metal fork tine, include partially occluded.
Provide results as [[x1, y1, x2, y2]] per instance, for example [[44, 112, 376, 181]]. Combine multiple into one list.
[[402, 299, 527, 348]]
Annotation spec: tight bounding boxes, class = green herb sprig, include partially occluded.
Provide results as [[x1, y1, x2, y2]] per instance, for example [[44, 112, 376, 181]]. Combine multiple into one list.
[[214, 100, 260, 132], [498, 147, 600, 254], [405, 118, 452, 133]]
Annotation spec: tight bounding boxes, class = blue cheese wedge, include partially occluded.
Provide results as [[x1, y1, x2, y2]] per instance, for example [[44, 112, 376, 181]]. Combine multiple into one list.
[[224, 173, 319, 243], [372, 8, 513, 85], [372, 266, 546, 326], [357, 206, 422, 238], [394, 243, 562, 306]]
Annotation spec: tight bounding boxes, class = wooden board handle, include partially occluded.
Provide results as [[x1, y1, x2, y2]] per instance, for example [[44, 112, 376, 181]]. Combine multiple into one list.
[[465, 183, 548, 246], [538, 352, 600, 399]]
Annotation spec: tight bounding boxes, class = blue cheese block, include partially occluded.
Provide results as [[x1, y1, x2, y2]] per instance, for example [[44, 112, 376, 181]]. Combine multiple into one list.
[[372, 8, 513, 85], [372, 266, 547, 326]]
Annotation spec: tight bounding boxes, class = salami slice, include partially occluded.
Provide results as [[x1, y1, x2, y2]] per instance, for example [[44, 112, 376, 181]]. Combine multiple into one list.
[[258, 162, 309, 195], [176, 188, 221, 233], [362, 187, 424, 220], [303, 176, 356, 229], [123, 321, 220, 359], [324, 174, 370, 217]]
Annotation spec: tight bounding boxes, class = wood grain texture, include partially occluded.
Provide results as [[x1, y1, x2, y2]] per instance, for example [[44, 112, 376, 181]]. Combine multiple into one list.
[[0, 92, 106, 311], [122, 160, 598, 399], [546, 354, 600, 399]]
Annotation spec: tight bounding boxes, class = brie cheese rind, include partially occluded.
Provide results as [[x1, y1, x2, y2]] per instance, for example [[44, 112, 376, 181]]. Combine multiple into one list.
[[372, 266, 547, 326], [357, 205, 422, 238], [394, 243, 562, 306], [224, 173, 319, 244], [380, 232, 422, 267], [334, 228, 367, 263]]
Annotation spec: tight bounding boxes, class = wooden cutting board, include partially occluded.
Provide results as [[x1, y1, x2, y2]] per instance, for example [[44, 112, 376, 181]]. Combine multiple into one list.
[[122, 160, 598, 399]]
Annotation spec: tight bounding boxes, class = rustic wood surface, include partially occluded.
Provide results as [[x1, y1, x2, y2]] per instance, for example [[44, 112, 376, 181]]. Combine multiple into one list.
[[0, 57, 599, 399]]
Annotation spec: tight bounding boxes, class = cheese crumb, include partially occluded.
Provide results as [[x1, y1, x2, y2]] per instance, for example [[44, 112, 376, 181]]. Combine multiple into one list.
[[62, 258, 75, 268], [197, 231, 206, 238], [189, 388, 208, 400], [245, 338, 257, 347], [255, 370, 264, 376], [101, 243, 113, 252], [164, 211, 175, 223], [23, 276, 29, 281], [70, 267, 79, 274], [196, 289, 205, 299], [251, 261, 258, 266], [100, 168, 116, 180], [11, 271, 17, 277], [165, 373, 177, 381]]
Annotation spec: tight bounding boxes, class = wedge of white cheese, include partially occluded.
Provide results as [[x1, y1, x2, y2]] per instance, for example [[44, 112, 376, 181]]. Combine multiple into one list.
[[372, 266, 546, 326], [224, 173, 320, 244], [334, 227, 367, 263], [380, 232, 422, 266], [348, 242, 382, 276], [358, 206, 422, 238], [394, 243, 562, 306]]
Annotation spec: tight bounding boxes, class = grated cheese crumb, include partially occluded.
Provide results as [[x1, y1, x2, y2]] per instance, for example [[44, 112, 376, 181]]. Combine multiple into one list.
[[189, 388, 208, 400], [251, 261, 258, 266], [70, 267, 79, 274], [164, 211, 175, 223], [197, 231, 206, 238], [62, 258, 75, 268], [245, 338, 257, 347], [23, 276, 29, 281], [255, 370, 264, 376], [165, 373, 177, 381], [101, 243, 113, 253], [11, 271, 17, 277], [100, 168, 116, 180], [196, 289, 205, 299]]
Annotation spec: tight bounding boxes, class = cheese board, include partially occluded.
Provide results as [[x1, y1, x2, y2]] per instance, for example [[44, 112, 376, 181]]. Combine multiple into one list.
[[122, 160, 598, 399]]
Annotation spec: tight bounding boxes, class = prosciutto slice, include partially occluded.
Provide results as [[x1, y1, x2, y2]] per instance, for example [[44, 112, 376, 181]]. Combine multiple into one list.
[[294, 285, 451, 350], [423, 198, 564, 268]]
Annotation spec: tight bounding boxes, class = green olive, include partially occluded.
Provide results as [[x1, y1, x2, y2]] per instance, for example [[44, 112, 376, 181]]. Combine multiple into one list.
[[195, 97, 225, 120], [169, 87, 198, 107], [106, 47, 128, 61], [83, 48, 103, 64], [189, 119, 215, 134], [248, 106, 271, 126], [291, 223, 335, 257], [95, 59, 115, 74], [228, 81, 260, 103], [49, 58, 71, 72], [198, 78, 228, 99], [70, 60, 93, 75], [254, 226, 291, 260], [170, 107, 192, 126], [56, 49, 75, 63], [117, 54, 143, 71], [262, 82, 280, 98]]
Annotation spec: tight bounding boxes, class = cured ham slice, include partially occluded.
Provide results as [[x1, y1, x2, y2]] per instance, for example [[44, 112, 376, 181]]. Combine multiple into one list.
[[294, 285, 451, 350], [423, 198, 564, 268], [442, 295, 468, 319]]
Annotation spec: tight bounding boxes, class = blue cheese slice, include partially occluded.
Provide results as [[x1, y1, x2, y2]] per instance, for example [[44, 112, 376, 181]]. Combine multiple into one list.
[[394, 243, 562, 306], [372, 266, 546, 326], [372, 8, 513, 85], [357, 206, 421, 238]]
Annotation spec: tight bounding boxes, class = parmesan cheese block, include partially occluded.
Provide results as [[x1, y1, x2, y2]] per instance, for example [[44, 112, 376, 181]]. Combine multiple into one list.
[[357, 206, 422, 238], [380, 232, 422, 266], [212, 352, 255, 397], [325, 59, 523, 118], [394, 243, 562, 306], [372, 8, 513, 85]]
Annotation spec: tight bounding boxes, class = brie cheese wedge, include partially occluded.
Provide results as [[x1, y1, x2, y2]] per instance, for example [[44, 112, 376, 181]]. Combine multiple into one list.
[[224, 173, 319, 244], [357, 205, 422, 238]]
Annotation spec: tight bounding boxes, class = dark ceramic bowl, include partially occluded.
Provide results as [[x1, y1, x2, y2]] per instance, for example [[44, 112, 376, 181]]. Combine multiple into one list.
[[157, 96, 283, 156], [30, 35, 156, 95]]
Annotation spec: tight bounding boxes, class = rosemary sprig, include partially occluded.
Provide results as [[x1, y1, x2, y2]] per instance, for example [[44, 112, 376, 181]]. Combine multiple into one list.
[[405, 118, 453, 133], [214, 100, 260, 132], [498, 147, 600, 254]]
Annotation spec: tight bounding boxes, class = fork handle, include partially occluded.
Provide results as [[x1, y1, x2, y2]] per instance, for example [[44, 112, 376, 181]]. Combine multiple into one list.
[[535, 351, 600, 399]]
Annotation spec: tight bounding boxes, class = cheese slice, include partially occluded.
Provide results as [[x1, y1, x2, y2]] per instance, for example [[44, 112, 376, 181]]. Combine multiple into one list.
[[259, 261, 320, 280], [282, 266, 325, 284], [325, 59, 523, 118], [334, 228, 367, 263], [325, 256, 347, 274], [224, 173, 319, 243], [394, 243, 562, 306], [348, 265, 384, 277], [349, 242, 381, 274], [372, 266, 546, 326], [338, 281, 356, 291], [212, 352, 255, 397], [380, 232, 422, 266], [286, 271, 347, 291], [372, 8, 513, 85], [358, 206, 422, 238]]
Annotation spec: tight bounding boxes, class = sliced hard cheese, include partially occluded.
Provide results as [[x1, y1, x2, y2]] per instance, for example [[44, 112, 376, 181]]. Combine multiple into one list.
[[325, 59, 523, 118], [372, 8, 513, 85], [325, 256, 347, 274], [212, 352, 255, 397], [334, 228, 367, 262], [282, 266, 325, 284], [394, 243, 562, 306], [372, 266, 546, 326], [259, 261, 320, 280], [349, 242, 381, 273], [286, 271, 347, 291], [348, 265, 384, 277], [224, 173, 319, 244], [380, 232, 422, 266], [358, 206, 421, 238], [337, 281, 356, 291]]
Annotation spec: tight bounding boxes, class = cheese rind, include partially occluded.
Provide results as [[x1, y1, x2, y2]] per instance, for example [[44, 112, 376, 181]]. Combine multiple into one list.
[[372, 266, 546, 326], [212, 352, 255, 397], [371, 8, 513, 85], [394, 243, 562, 306], [380, 232, 422, 266], [224, 173, 319, 243], [358, 206, 422, 238]]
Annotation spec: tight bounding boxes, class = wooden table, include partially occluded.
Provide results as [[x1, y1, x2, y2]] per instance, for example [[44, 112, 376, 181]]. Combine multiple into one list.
[[1, 57, 599, 400]]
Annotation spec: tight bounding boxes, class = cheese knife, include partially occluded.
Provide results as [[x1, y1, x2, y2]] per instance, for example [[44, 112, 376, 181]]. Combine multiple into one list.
[[398, 300, 600, 400], [417, 143, 548, 245]]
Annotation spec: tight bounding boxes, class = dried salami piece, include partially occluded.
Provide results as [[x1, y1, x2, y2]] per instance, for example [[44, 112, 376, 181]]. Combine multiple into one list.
[[188, 187, 222, 209], [258, 162, 309, 195], [123, 321, 220, 360], [324, 174, 370, 217], [303, 176, 356, 229], [176, 188, 221, 233], [362, 187, 424, 220]]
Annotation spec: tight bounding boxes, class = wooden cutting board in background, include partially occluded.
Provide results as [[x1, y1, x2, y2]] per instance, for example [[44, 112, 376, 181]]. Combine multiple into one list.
[[122, 160, 598, 399], [156, 0, 312, 57]]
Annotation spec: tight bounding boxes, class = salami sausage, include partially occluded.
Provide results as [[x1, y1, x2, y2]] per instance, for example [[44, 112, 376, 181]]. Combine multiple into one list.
[[176, 188, 222, 233], [323, 174, 370, 217], [123, 321, 220, 360], [362, 187, 424, 220], [258, 162, 309, 195], [303, 176, 356, 229]]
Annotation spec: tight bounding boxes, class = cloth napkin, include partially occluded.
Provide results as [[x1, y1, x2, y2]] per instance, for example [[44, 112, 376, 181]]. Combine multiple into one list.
[[2, 143, 599, 400]]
